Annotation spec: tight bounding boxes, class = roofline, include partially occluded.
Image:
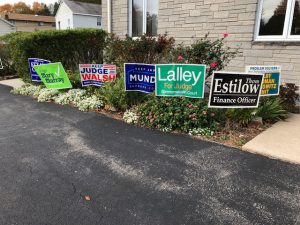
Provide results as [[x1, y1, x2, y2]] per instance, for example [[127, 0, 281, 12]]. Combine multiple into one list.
[[73, 13, 101, 17], [0, 18, 15, 27]]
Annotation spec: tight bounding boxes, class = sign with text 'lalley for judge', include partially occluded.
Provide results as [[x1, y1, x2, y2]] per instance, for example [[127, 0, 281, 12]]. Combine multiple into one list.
[[155, 64, 206, 98]]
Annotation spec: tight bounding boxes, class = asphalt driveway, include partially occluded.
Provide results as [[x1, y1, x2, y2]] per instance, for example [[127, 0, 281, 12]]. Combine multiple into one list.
[[1, 84, 300, 225]]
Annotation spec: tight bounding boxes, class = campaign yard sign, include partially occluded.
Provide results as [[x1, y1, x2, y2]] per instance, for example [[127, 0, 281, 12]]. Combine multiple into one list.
[[208, 72, 264, 108], [155, 64, 206, 98], [124, 63, 155, 93], [33, 62, 72, 89], [246, 65, 281, 96], [28, 58, 51, 82], [79, 64, 117, 87]]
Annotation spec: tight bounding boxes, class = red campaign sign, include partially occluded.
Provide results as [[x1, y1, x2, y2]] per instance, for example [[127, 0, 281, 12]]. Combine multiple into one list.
[[79, 64, 117, 87]]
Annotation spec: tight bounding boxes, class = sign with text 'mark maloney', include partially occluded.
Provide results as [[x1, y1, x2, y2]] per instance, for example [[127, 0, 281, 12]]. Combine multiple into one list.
[[155, 64, 206, 98], [79, 64, 117, 87], [34, 62, 72, 89], [246, 65, 281, 96], [124, 63, 155, 93], [208, 72, 264, 108], [28, 58, 51, 82]]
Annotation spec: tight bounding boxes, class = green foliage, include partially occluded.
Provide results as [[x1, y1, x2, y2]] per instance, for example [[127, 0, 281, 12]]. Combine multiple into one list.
[[137, 97, 219, 134], [280, 83, 299, 112], [257, 97, 288, 121], [105, 34, 175, 68], [170, 34, 239, 78], [0, 42, 15, 78], [3, 29, 107, 82], [99, 77, 128, 111], [226, 108, 257, 126]]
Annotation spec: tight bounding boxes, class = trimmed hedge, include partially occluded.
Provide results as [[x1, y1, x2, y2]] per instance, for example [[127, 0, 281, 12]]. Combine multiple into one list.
[[4, 29, 107, 81]]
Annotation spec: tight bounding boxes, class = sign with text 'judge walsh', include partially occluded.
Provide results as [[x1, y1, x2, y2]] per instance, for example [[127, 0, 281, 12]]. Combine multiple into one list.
[[79, 64, 117, 87], [208, 72, 264, 108]]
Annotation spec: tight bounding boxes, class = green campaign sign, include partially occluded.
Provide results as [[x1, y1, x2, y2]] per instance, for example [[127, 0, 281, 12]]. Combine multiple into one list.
[[155, 64, 206, 98], [34, 62, 72, 89]]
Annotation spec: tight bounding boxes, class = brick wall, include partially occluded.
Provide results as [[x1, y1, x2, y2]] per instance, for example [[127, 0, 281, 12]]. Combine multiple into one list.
[[101, 0, 128, 36], [158, 0, 300, 85], [102, 0, 300, 85]]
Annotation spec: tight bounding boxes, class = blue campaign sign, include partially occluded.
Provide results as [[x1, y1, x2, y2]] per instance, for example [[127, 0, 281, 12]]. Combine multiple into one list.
[[28, 58, 51, 82], [124, 63, 155, 93]]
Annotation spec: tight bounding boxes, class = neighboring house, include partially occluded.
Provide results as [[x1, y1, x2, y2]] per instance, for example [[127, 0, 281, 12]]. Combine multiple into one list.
[[1, 13, 55, 32], [0, 18, 16, 36], [102, 0, 300, 86], [55, 0, 102, 30]]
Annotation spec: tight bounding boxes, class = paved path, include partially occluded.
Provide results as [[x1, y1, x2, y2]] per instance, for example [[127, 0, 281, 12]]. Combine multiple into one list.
[[0, 78, 24, 88], [1, 84, 300, 225], [243, 113, 300, 164]]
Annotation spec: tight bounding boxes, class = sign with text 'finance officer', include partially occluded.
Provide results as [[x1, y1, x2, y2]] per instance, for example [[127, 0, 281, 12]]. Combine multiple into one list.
[[208, 72, 264, 108], [155, 64, 206, 98]]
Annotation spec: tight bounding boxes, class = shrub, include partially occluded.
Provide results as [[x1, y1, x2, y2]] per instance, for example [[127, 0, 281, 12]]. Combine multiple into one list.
[[11, 84, 41, 96], [226, 108, 257, 126], [0, 42, 15, 78], [170, 34, 239, 78], [123, 108, 139, 124], [37, 88, 60, 102], [137, 97, 219, 134], [75, 95, 104, 111], [280, 83, 299, 112], [257, 97, 288, 121], [4, 29, 107, 82], [105, 34, 175, 68]]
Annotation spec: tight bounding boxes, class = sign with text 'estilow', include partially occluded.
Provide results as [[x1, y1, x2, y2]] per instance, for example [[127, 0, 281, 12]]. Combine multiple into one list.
[[79, 64, 117, 87], [124, 63, 155, 93], [246, 65, 281, 96], [34, 62, 72, 89], [155, 64, 206, 98], [208, 72, 264, 108], [28, 58, 51, 82]]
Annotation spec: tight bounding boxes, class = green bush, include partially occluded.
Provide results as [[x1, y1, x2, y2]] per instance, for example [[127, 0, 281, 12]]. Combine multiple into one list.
[[169, 34, 239, 78], [280, 83, 299, 112], [226, 108, 257, 126], [257, 97, 287, 121], [105, 34, 175, 69], [0, 42, 15, 78], [137, 97, 220, 134], [3, 29, 107, 82]]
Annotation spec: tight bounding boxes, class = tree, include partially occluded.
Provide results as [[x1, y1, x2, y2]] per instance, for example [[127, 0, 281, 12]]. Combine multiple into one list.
[[0, 4, 13, 13], [52, 2, 60, 16], [38, 4, 51, 16], [12, 2, 33, 14], [32, 1, 42, 14]]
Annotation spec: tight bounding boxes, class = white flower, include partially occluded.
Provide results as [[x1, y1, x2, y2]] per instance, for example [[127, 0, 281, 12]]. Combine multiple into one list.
[[123, 109, 139, 124]]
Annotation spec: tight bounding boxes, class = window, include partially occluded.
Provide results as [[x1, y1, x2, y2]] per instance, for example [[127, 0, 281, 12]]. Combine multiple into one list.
[[255, 0, 300, 41], [129, 0, 158, 37], [97, 17, 101, 26], [38, 22, 44, 26]]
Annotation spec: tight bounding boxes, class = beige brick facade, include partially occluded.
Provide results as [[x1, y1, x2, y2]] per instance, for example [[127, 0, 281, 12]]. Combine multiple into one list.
[[102, 0, 300, 85]]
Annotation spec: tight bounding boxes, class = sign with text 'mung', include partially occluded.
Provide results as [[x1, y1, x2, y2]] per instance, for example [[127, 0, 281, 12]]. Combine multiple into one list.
[[208, 72, 264, 108], [124, 63, 155, 93]]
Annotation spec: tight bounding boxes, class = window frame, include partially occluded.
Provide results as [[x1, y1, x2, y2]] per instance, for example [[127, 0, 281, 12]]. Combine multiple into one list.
[[254, 0, 300, 42], [129, 0, 157, 37]]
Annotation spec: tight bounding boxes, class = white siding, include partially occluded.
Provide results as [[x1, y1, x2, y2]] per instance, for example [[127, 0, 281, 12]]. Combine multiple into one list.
[[55, 2, 73, 30], [73, 14, 101, 29], [0, 19, 16, 36]]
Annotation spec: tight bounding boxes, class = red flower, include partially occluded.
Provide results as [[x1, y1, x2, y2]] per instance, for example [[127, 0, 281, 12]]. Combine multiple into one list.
[[223, 32, 229, 38], [178, 55, 184, 61], [210, 61, 218, 68], [187, 104, 193, 108], [203, 111, 207, 115], [192, 118, 197, 121]]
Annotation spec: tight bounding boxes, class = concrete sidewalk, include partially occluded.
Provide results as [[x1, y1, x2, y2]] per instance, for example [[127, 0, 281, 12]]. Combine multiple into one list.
[[243, 113, 300, 164], [0, 78, 24, 88]]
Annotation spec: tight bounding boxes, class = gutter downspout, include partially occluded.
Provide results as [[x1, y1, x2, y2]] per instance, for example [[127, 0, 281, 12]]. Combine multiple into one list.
[[107, 0, 112, 33]]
